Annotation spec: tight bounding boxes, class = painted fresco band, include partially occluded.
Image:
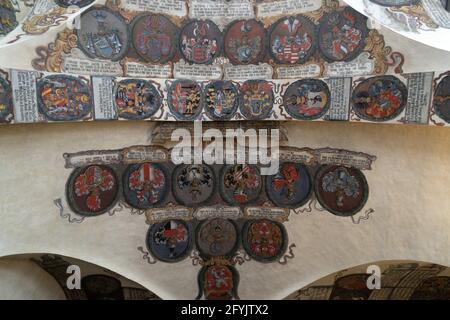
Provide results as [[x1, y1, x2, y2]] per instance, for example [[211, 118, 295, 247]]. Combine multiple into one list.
[[74, 5, 374, 66]]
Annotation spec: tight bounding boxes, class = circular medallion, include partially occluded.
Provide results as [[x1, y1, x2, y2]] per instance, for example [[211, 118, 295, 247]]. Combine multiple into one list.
[[115, 79, 161, 120], [56, 0, 95, 8], [239, 80, 274, 120], [315, 165, 369, 217], [37, 75, 92, 121], [66, 165, 119, 216], [283, 79, 331, 120], [0, 0, 18, 36], [131, 13, 179, 64], [77, 7, 129, 61], [224, 19, 266, 65], [198, 265, 238, 300], [433, 75, 450, 123], [220, 164, 262, 205], [318, 7, 368, 62], [81, 275, 124, 300], [123, 163, 169, 209], [204, 81, 239, 120], [242, 219, 288, 263], [146, 220, 192, 263], [266, 162, 312, 208], [167, 80, 203, 120], [179, 19, 222, 64], [173, 164, 215, 207], [269, 15, 317, 65], [196, 218, 239, 258], [0, 77, 13, 123], [352, 76, 407, 121], [368, 0, 420, 6]]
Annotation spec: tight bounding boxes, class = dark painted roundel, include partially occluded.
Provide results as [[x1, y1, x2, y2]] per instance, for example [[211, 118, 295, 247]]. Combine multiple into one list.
[[351, 75, 408, 122], [37, 74, 92, 121], [283, 79, 331, 120], [238, 80, 274, 120], [242, 219, 288, 263], [66, 165, 119, 216], [433, 75, 450, 124], [266, 162, 313, 208], [204, 80, 239, 120], [219, 164, 263, 206], [318, 7, 368, 62], [179, 19, 222, 64], [146, 220, 192, 263], [268, 15, 317, 65], [172, 164, 216, 207], [314, 165, 369, 217], [56, 0, 95, 8], [0, 77, 13, 123], [123, 163, 169, 209], [195, 218, 239, 258], [114, 79, 162, 120], [0, 0, 18, 36], [131, 13, 179, 64], [167, 79, 203, 120], [77, 7, 130, 61], [224, 19, 266, 65]]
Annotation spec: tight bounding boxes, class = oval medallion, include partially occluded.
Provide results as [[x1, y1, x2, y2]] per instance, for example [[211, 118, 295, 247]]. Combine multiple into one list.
[[67, 165, 119, 216], [224, 19, 266, 65], [0, 77, 13, 123], [37, 75, 92, 121], [77, 7, 129, 61], [283, 79, 331, 120], [146, 220, 192, 263], [198, 265, 238, 300], [368, 0, 420, 6], [123, 163, 169, 209], [239, 80, 274, 120], [318, 7, 368, 62], [220, 164, 262, 205], [115, 79, 161, 120], [433, 75, 450, 123], [168, 80, 203, 120], [0, 0, 18, 36], [179, 19, 222, 64], [315, 165, 369, 217], [204, 81, 239, 120], [173, 164, 215, 207], [196, 218, 239, 258], [269, 15, 317, 65], [131, 13, 179, 64], [242, 219, 288, 263], [352, 76, 407, 121], [266, 162, 312, 208]]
